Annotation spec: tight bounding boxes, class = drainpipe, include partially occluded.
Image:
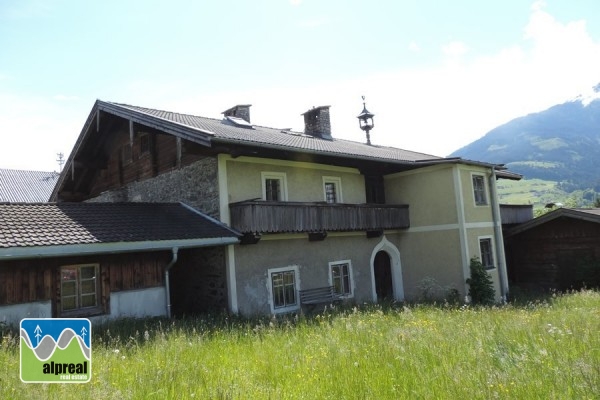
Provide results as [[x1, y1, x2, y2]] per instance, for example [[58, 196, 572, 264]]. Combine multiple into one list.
[[489, 169, 509, 301], [165, 247, 179, 318]]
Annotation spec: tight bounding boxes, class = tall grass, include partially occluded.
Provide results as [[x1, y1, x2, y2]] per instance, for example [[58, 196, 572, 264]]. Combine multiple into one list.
[[1, 290, 598, 399]]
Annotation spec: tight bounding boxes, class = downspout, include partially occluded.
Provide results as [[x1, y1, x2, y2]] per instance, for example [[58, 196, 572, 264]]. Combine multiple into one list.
[[165, 247, 179, 318], [489, 169, 509, 301]]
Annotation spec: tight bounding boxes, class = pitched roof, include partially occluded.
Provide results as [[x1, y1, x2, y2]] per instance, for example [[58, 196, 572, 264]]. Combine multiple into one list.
[[0, 169, 58, 202], [52, 100, 520, 200], [101, 101, 442, 163], [505, 207, 600, 237], [0, 202, 240, 259]]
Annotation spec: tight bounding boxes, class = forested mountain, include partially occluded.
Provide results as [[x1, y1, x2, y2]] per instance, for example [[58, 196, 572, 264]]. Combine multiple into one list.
[[450, 84, 600, 193]]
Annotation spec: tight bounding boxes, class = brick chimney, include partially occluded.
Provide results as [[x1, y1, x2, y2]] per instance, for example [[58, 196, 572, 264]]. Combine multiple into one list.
[[302, 106, 332, 140], [222, 104, 251, 123]]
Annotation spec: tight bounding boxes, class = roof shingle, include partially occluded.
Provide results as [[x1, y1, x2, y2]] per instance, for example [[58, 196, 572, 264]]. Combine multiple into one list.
[[110, 102, 441, 163], [0, 202, 240, 250], [0, 169, 58, 202]]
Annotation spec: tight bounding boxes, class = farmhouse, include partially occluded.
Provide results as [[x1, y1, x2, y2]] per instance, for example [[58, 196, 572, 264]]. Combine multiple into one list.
[[1, 99, 520, 323]]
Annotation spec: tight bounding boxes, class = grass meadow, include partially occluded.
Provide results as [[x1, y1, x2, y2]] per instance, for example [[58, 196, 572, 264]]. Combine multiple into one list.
[[1, 290, 598, 399]]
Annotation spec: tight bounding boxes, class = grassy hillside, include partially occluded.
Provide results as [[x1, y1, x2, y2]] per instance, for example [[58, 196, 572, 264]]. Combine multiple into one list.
[[1, 291, 599, 399], [497, 178, 599, 210]]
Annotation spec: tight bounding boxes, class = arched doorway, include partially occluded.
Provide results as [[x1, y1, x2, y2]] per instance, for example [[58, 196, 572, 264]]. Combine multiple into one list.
[[374, 251, 393, 300], [370, 236, 404, 302]]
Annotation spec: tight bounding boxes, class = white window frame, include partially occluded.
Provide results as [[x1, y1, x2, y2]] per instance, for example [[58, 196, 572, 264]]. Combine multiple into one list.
[[261, 172, 288, 201], [478, 236, 496, 270], [322, 176, 343, 203], [471, 173, 489, 206], [328, 260, 354, 298], [60, 263, 101, 316], [266, 266, 300, 314]]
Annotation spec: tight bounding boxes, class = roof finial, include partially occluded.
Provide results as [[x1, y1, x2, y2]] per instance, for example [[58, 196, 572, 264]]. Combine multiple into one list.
[[357, 96, 375, 145]]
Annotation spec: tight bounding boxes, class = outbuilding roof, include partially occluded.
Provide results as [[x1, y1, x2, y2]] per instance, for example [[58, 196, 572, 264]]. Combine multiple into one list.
[[0, 168, 58, 202], [0, 202, 240, 259], [505, 207, 600, 237]]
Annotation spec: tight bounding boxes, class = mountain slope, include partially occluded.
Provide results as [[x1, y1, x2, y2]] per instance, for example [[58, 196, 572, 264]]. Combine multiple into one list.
[[450, 86, 600, 191]]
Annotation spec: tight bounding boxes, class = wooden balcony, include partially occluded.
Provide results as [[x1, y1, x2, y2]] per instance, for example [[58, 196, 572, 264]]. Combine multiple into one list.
[[229, 200, 410, 234]]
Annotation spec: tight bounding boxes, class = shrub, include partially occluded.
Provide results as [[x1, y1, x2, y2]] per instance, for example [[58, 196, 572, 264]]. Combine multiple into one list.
[[466, 257, 496, 305]]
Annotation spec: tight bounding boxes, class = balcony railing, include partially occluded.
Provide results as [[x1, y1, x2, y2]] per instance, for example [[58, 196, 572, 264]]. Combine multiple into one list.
[[229, 200, 410, 234]]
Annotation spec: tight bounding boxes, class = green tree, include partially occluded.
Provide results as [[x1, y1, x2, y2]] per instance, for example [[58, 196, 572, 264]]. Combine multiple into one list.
[[466, 257, 496, 305]]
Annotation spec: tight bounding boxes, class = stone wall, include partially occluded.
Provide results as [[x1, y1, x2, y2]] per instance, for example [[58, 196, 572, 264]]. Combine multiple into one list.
[[170, 247, 227, 315], [88, 157, 219, 217], [302, 106, 331, 139]]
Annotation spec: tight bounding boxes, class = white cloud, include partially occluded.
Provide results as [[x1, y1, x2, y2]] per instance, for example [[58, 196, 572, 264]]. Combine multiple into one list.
[[442, 41, 468, 58], [289, 0, 302, 6], [3, 1, 599, 171], [408, 41, 420, 52]]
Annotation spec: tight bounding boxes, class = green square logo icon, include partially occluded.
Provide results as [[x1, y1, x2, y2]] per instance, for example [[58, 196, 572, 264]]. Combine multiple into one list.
[[20, 318, 91, 383]]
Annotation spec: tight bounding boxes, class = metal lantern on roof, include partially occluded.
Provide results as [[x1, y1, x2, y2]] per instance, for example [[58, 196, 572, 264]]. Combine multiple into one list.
[[357, 96, 375, 145]]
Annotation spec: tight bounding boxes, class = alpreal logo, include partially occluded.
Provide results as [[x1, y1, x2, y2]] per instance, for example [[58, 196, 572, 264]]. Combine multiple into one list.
[[20, 318, 91, 383]]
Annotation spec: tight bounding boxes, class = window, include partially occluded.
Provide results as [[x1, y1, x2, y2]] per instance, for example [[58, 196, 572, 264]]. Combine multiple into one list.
[[479, 238, 495, 269], [329, 260, 353, 297], [261, 172, 288, 201], [60, 264, 100, 315], [323, 176, 343, 203], [267, 266, 299, 313], [265, 179, 281, 201], [472, 174, 487, 205], [140, 133, 151, 155]]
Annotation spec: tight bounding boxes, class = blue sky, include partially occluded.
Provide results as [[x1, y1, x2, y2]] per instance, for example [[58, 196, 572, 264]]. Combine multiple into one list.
[[1, 0, 599, 171]]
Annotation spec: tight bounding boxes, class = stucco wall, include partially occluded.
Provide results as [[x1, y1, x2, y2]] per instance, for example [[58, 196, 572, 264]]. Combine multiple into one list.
[[392, 230, 465, 300], [385, 165, 458, 227], [109, 287, 166, 318], [224, 157, 366, 204], [232, 234, 382, 315], [460, 167, 494, 223], [88, 287, 167, 325], [0, 301, 51, 328], [89, 157, 219, 217]]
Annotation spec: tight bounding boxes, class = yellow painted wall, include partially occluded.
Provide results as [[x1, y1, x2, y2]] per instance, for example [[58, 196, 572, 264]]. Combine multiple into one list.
[[385, 165, 458, 227], [459, 166, 495, 223], [224, 156, 366, 204], [390, 230, 466, 299]]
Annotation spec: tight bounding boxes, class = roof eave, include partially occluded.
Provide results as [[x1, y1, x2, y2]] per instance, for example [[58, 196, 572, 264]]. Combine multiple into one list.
[[0, 236, 239, 261], [505, 208, 600, 237], [211, 136, 435, 166], [51, 100, 217, 201]]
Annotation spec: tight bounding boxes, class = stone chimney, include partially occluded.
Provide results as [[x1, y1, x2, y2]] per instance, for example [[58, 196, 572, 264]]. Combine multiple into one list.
[[222, 104, 251, 123], [302, 106, 332, 140]]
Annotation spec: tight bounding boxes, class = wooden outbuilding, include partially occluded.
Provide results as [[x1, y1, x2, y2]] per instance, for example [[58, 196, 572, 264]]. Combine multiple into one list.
[[504, 208, 600, 291]]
